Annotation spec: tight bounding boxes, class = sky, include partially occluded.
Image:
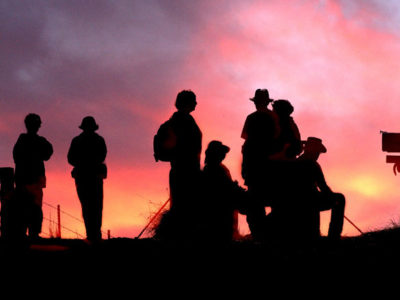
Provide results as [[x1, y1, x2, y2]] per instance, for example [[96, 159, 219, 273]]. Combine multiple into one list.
[[1, 0, 400, 238]]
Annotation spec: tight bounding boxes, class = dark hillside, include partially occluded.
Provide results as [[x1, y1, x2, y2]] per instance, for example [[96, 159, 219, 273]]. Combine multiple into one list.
[[2, 229, 400, 290]]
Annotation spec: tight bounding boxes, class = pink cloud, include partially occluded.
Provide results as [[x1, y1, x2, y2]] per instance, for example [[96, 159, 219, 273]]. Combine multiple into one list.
[[3, 0, 400, 238]]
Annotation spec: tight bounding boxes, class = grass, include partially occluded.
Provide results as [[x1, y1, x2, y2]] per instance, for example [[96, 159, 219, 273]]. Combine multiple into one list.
[[2, 226, 400, 288]]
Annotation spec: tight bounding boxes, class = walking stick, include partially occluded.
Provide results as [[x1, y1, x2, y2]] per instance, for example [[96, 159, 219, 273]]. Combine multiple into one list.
[[135, 198, 171, 239], [344, 215, 364, 235]]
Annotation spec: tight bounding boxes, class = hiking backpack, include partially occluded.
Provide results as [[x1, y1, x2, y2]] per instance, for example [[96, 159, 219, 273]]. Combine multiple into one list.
[[153, 119, 177, 162]]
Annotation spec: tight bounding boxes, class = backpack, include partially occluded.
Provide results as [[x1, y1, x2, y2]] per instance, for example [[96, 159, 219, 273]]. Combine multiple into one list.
[[153, 119, 177, 162]]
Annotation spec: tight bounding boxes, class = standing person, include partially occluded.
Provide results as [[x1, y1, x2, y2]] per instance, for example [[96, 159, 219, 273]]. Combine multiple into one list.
[[241, 89, 280, 240], [13, 113, 53, 240], [68, 116, 107, 242], [169, 90, 202, 238], [272, 99, 302, 160], [297, 137, 346, 240], [154, 90, 202, 240]]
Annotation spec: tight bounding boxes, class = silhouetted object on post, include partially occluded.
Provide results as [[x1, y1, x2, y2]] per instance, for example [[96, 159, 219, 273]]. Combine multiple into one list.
[[271, 99, 302, 160], [0, 167, 22, 240], [68, 116, 107, 242], [381, 131, 400, 175], [296, 137, 346, 240], [241, 89, 280, 240], [202, 141, 246, 242], [13, 113, 53, 240], [153, 90, 202, 240]]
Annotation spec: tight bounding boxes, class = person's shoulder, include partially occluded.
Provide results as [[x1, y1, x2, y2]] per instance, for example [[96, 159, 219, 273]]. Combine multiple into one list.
[[96, 133, 106, 142], [73, 133, 84, 140], [38, 134, 51, 142], [247, 111, 258, 118], [14, 133, 27, 146], [170, 111, 183, 120], [169, 111, 183, 125], [266, 109, 279, 119], [70, 133, 85, 144], [243, 111, 259, 124], [17, 133, 28, 139]]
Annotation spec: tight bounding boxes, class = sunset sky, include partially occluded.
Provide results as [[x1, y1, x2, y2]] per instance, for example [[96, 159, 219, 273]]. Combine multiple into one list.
[[2, 0, 400, 238]]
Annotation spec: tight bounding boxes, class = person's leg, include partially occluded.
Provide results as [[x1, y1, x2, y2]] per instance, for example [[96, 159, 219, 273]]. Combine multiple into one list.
[[91, 179, 103, 241], [246, 188, 267, 241], [28, 185, 43, 238], [318, 192, 346, 239], [327, 193, 345, 239], [76, 179, 92, 240]]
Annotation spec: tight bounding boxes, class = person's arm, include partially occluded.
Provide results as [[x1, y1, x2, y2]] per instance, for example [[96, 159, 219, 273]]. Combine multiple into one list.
[[40, 137, 53, 161], [315, 162, 333, 194], [290, 120, 302, 156], [271, 111, 281, 139], [241, 117, 249, 140], [67, 138, 78, 167], [99, 136, 107, 163], [13, 135, 23, 164]]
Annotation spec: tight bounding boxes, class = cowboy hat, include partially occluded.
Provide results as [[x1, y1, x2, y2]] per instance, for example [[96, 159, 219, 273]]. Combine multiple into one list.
[[302, 137, 327, 153], [250, 89, 273, 102]]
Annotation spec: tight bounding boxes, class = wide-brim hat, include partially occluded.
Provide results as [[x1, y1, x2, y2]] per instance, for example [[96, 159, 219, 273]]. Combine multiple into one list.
[[79, 116, 99, 131], [272, 99, 294, 116], [206, 140, 230, 155], [250, 89, 273, 102], [302, 137, 327, 153]]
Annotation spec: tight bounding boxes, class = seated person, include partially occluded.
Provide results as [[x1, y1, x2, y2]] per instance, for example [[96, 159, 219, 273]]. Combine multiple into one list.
[[202, 141, 246, 242], [297, 137, 346, 240]]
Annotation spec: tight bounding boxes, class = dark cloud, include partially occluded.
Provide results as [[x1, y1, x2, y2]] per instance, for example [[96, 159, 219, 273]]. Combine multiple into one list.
[[0, 0, 231, 168], [336, 0, 400, 33], [0, 0, 232, 108]]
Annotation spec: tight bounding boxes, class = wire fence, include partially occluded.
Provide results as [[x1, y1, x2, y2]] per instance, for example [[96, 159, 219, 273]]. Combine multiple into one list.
[[42, 201, 114, 239]]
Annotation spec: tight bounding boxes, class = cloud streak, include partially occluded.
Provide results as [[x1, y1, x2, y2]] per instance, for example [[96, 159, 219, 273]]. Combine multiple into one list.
[[1, 0, 400, 237]]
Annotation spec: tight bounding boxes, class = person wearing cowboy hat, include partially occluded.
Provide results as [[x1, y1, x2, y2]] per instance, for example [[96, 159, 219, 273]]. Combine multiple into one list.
[[68, 116, 107, 242], [299, 137, 327, 161], [202, 141, 244, 242], [297, 137, 346, 240], [240, 88, 280, 240]]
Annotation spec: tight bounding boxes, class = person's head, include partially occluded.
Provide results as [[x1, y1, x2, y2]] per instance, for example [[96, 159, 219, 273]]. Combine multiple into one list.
[[250, 89, 273, 110], [79, 116, 99, 132], [205, 140, 230, 165], [301, 137, 327, 161], [175, 90, 197, 113], [272, 99, 294, 117], [24, 113, 41, 134]]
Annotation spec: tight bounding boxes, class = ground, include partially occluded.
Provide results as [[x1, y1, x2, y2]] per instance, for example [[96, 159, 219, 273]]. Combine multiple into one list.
[[1, 229, 400, 292]]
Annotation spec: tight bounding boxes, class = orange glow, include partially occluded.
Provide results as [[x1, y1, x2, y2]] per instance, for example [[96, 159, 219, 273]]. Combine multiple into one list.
[[3, 0, 400, 239], [347, 175, 387, 198]]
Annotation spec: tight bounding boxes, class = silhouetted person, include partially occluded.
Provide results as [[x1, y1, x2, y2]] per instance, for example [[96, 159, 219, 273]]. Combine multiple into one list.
[[13, 113, 53, 240], [163, 90, 202, 239], [297, 137, 346, 240], [241, 89, 280, 240], [202, 141, 243, 242], [272, 99, 302, 160], [68, 116, 107, 242]]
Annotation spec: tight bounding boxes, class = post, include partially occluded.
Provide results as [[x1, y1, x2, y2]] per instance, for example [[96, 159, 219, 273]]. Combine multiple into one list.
[[107, 230, 111, 239], [57, 204, 62, 238]]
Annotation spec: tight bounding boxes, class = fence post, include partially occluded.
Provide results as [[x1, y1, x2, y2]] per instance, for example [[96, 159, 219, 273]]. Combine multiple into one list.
[[57, 205, 61, 239]]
